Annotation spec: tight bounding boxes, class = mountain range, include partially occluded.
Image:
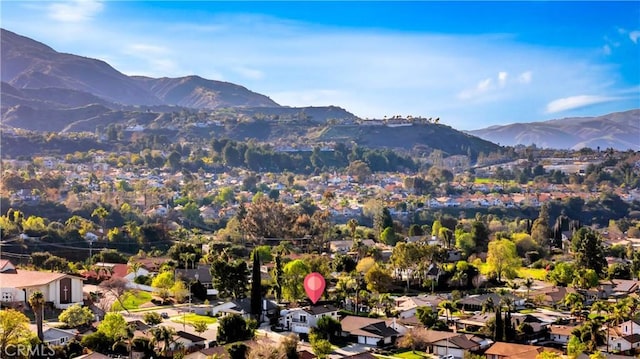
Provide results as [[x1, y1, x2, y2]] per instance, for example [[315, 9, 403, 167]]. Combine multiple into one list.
[[468, 110, 639, 151], [0, 28, 636, 152]]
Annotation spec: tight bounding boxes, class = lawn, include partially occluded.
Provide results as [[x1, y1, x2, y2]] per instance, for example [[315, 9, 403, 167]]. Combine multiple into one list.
[[477, 263, 547, 281], [171, 313, 218, 325], [516, 267, 548, 280], [112, 291, 152, 311], [395, 350, 432, 359]]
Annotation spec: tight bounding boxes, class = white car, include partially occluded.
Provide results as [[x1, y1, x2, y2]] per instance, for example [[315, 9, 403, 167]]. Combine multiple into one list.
[[439, 355, 455, 359]]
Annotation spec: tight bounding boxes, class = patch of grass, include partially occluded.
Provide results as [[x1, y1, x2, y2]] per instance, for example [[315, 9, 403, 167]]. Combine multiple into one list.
[[171, 313, 217, 325], [519, 309, 536, 314], [112, 291, 152, 311], [395, 350, 430, 359], [474, 178, 493, 184], [517, 267, 547, 280]]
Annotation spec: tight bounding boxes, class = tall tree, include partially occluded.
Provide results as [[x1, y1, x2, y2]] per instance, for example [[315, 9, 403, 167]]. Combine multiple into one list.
[[471, 220, 490, 253], [494, 306, 503, 342], [210, 259, 249, 299], [91, 206, 109, 241], [273, 252, 284, 302], [487, 239, 521, 282], [531, 204, 550, 247], [571, 227, 607, 276], [251, 249, 263, 321], [29, 290, 45, 342]]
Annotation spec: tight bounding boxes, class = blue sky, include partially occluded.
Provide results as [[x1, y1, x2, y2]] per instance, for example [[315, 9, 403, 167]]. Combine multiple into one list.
[[2, 1, 639, 130]]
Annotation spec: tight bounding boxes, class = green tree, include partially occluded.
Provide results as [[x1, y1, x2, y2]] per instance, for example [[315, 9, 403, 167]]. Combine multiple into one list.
[[547, 262, 576, 286], [486, 239, 521, 282], [471, 220, 490, 253], [0, 309, 34, 355], [315, 316, 342, 343], [309, 332, 333, 359], [217, 314, 254, 344], [282, 259, 310, 301], [379, 226, 397, 245], [251, 249, 263, 321], [98, 312, 127, 341], [416, 306, 438, 328], [531, 204, 550, 247], [210, 259, 249, 299], [193, 320, 208, 335], [58, 304, 94, 328], [228, 342, 248, 359], [364, 265, 393, 293], [571, 227, 607, 276], [142, 312, 163, 326], [91, 206, 109, 241]]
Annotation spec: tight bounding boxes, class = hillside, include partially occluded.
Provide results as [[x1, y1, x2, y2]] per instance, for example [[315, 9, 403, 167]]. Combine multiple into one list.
[[0, 28, 501, 159], [468, 109, 640, 150]]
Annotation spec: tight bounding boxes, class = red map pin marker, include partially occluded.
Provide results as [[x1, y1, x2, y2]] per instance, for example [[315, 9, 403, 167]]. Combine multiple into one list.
[[304, 272, 325, 304]]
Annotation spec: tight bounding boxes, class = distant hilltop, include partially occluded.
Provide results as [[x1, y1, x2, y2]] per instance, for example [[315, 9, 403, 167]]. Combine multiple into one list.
[[467, 109, 640, 151]]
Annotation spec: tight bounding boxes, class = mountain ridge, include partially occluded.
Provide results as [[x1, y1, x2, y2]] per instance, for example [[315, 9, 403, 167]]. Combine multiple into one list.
[[467, 109, 640, 151]]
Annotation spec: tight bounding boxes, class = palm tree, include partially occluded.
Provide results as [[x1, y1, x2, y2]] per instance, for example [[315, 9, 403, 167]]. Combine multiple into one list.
[[29, 291, 45, 342], [347, 218, 358, 239], [91, 206, 109, 241], [438, 300, 455, 324], [523, 278, 534, 300], [151, 325, 175, 355], [129, 262, 142, 282], [563, 292, 584, 320], [482, 296, 495, 314]]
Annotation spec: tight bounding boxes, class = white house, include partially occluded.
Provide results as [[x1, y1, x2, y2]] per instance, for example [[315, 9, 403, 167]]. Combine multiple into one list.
[[548, 325, 576, 345], [279, 304, 340, 334], [0, 260, 84, 309], [609, 320, 640, 352]]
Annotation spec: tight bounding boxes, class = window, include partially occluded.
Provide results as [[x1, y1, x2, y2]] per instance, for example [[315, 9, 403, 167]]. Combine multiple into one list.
[[300, 315, 307, 323]]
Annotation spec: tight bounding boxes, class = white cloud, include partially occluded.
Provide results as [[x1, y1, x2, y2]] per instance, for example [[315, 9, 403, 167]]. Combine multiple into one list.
[[602, 44, 612, 55], [545, 95, 617, 113], [498, 72, 508, 87], [48, 0, 103, 22], [630, 31, 640, 44], [458, 70, 530, 100], [517, 71, 532, 84], [126, 44, 169, 55], [232, 66, 265, 81]]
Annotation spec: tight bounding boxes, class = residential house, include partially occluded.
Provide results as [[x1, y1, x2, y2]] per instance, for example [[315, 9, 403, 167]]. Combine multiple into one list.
[[608, 320, 640, 352], [529, 286, 577, 308], [279, 304, 340, 334], [394, 295, 445, 319], [340, 316, 402, 346], [484, 342, 558, 359], [175, 265, 218, 297], [598, 279, 640, 299], [0, 260, 84, 309], [174, 331, 207, 350], [548, 324, 578, 345], [458, 293, 524, 312], [31, 325, 78, 346], [212, 297, 279, 323], [421, 330, 486, 359]]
